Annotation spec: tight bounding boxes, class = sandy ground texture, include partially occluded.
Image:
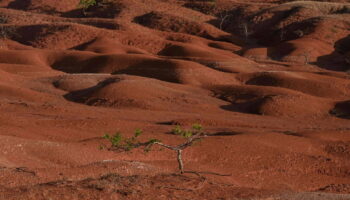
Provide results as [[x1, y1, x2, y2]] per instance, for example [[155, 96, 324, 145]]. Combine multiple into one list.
[[0, 0, 350, 199]]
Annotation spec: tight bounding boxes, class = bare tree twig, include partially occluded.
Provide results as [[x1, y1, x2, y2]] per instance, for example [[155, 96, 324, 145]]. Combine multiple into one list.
[[152, 133, 206, 174], [219, 12, 231, 30], [102, 125, 228, 175]]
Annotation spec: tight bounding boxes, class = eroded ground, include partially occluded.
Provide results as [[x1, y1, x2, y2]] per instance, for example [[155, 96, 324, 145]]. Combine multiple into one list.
[[0, 0, 350, 199]]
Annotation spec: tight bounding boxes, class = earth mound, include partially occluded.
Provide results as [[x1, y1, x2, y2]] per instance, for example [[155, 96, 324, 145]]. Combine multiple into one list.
[[0, 0, 350, 199]]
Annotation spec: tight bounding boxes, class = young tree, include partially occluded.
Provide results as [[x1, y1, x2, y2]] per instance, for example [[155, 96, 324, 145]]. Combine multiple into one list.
[[218, 11, 231, 30], [151, 124, 205, 174], [102, 124, 206, 174], [239, 21, 253, 43]]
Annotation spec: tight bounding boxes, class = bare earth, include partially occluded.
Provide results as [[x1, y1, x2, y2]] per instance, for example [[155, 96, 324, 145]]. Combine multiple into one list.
[[0, 0, 350, 199]]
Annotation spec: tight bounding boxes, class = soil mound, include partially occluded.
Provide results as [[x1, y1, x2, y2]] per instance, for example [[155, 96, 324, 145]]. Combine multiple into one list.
[[65, 75, 226, 111], [72, 37, 149, 54], [0, 49, 47, 66], [0, 0, 350, 199], [212, 84, 332, 118], [238, 71, 350, 98], [133, 11, 226, 39]]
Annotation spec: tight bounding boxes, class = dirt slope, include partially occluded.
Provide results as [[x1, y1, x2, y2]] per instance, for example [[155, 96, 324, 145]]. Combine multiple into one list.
[[0, 0, 350, 199]]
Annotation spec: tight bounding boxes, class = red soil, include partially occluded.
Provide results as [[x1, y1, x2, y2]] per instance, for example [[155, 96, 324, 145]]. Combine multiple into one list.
[[0, 0, 350, 199]]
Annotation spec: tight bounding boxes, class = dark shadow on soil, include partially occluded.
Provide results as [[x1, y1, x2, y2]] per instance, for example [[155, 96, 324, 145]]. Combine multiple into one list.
[[330, 100, 350, 119], [316, 35, 350, 71], [7, 0, 31, 10], [63, 78, 119, 103]]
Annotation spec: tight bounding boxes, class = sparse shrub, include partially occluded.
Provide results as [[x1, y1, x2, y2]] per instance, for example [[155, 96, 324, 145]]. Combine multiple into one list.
[[0, 14, 16, 43], [102, 128, 159, 152], [78, 0, 97, 15], [76, 0, 121, 18], [217, 11, 231, 30], [79, 0, 97, 9], [239, 20, 254, 43], [103, 124, 207, 174]]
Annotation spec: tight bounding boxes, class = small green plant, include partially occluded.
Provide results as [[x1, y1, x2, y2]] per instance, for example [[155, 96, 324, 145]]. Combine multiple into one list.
[[78, 0, 97, 15], [103, 124, 206, 174], [172, 123, 203, 138], [103, 128, 159, 151]]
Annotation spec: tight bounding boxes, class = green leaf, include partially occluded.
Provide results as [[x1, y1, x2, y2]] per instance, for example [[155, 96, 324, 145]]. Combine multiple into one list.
[[78, 0, 97, 9], [182, 131, 193, 138], [148, 138, 161, 144], [111, 133, 122, 147], [134, 128, 143, 137], [102, 134, 110, 139], [192, 123, 203, 131], [172, 125, 182, 135]]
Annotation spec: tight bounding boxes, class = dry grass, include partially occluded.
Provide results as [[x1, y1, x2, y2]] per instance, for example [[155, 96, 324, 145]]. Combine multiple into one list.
[[0, 14, 16, 39]]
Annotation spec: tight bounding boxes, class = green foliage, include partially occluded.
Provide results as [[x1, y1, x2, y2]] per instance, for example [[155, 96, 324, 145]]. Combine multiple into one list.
[[192, 123, 203, 131], [102, 125, 206, 174], [171, 123, 203, 138], [134, 128, 143, 137], [78, 0, 97, 10], [103, 124, 204, 152], [144, 138, 161, 152], [171, 125, 182, 135], [103, 129, 160, 152], [103, 132, 122, 147]]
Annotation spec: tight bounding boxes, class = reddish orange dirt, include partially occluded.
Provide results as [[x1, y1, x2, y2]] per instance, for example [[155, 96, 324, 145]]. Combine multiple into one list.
[[0, 0, 350, 199]]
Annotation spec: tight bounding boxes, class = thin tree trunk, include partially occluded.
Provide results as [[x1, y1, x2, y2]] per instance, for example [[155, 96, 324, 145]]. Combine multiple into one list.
[[177, 149, 184, 174], [152, 134, 204, 174], [243, 23, 248, 42], [219, 15, 229, 30]]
